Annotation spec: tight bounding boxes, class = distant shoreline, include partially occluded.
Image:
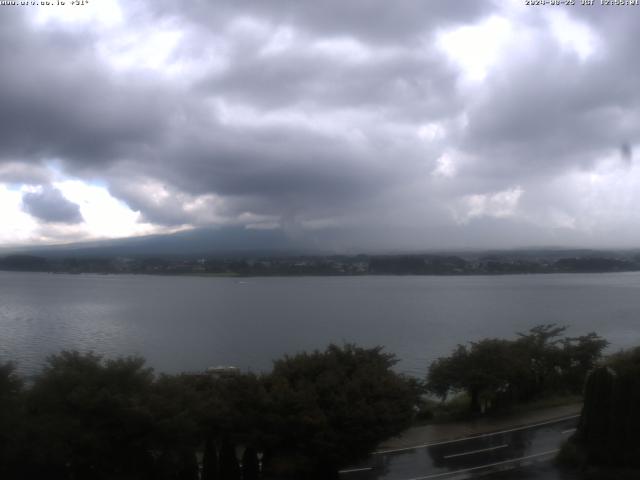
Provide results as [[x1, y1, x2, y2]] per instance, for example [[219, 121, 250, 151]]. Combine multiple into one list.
[[2, 251, 640, 277], [2, 268, 640, 278]]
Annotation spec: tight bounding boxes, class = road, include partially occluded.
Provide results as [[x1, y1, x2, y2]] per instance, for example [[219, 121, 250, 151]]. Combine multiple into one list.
[[339, 415, 580, 480]]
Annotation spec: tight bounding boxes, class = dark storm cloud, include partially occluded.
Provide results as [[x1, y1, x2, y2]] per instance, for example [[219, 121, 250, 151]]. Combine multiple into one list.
[[107, 179, 190, 226], [159, 127, 381, 199], [0, 8, 174, 168], [620, 143, 632, 163], [4, 0, 640, 246], [0, 2, 459, 230], [0, 163, 50, 185], [145, 0, 491, 44], [22, 186, 83, 224], [202, 47, 459, 121], [458, 7, 640, 187], [107, 118, 401, 226]]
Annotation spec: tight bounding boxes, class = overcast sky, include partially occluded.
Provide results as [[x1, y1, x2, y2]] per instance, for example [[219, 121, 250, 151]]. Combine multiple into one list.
[[2, 0, 640, 250]]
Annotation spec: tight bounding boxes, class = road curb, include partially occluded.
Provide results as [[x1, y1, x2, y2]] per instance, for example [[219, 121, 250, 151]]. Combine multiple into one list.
[[377, 403, 582, 452]]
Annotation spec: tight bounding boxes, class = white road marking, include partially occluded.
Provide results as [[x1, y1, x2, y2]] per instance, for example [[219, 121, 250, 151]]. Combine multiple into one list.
[[375, 414, 580, 455], [338, 467, 373, 474], [561, 428, 577, 435], [404, 449, 559, 480], [442, 443, 508, 459]]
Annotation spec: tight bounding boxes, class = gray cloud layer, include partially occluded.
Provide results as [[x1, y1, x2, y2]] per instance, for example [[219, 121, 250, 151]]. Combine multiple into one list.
[[22, 187, 83, 224], [3, 1, 640, 248]]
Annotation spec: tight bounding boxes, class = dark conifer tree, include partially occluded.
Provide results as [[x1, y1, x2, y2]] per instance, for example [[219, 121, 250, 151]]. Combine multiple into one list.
[[578, 366, 615, 464], [219, 440, 240, 480], [241, 447, 259, 480], [202, 437, 219, 480]]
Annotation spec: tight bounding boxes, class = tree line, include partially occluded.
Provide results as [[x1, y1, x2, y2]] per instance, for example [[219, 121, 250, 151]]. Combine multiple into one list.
[[426, 325, 608, 414], [3, 252, 640, 276], [0, 345, 419, 480], [0, 326, 614, 479]]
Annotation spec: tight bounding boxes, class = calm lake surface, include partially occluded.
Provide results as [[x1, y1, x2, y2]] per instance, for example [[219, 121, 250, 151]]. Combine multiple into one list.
[[1, 271, 640, 377]]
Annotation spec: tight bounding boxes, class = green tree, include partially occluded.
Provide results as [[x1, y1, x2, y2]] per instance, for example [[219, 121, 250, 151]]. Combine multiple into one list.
[[201, 436, 219, 480], [180, 370, 269, 468], [560, 333, 609, 393], [578, 366, 615, 464], [571, 347, 640, 469], [263, 344, 419, 478], [25, 351, 156, 479], [0, 362, 25, 479], [219, 440, 240, 480], [514, 324, 568, 397], [563, 347, 640, 470], [147, 374, 203, 479], [427, 325, 608, 414], [241, 447, 259, 480], [427, 339, 518, 414]]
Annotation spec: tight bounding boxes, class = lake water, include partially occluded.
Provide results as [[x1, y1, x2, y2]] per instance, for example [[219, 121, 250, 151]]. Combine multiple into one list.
[[1, 271, 640, 378]]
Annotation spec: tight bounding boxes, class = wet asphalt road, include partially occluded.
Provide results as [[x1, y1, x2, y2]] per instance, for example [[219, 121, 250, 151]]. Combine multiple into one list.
[[339, 415, 580, 480]]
